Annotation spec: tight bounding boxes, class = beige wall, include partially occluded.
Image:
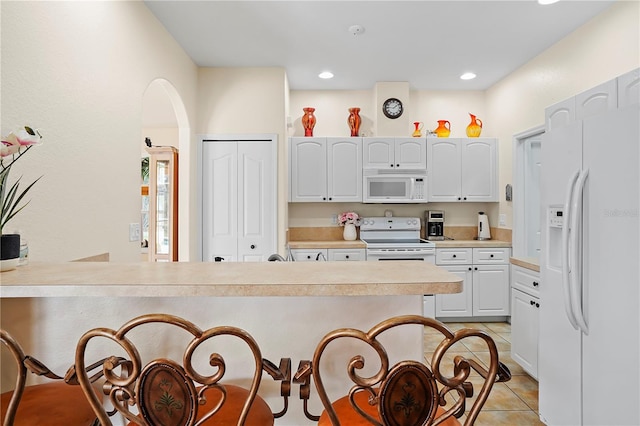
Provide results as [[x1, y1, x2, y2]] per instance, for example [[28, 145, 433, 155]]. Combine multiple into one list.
[[487, 0, 640, 229], [1, 1, 198, 262], [289, 1, 639, 230]]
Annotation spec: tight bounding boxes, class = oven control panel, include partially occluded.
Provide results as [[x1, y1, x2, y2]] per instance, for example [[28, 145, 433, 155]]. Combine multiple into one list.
[[360, 217, 421, 231]]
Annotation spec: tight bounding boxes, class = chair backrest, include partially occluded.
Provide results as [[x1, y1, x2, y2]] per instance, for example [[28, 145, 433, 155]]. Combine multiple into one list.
[[311, 315, 511, 426], [74, 313, 266, 426]]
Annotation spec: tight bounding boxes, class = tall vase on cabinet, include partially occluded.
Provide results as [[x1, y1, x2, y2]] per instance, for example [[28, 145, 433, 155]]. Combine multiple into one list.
[[343, 223, 357, 241], [347, 107, 361, 137], [302, 107, 316, 137]]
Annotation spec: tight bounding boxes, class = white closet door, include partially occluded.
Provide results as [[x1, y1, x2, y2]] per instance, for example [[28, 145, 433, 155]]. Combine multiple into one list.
[[202, 139, 276, 262], [237, 141, 275, 262]]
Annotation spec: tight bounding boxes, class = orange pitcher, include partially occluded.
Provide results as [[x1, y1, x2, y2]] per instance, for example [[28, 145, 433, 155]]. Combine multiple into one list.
[[434, 120, 451, 138], [466, 113, 483, 137], [412, 121, 424, 137]]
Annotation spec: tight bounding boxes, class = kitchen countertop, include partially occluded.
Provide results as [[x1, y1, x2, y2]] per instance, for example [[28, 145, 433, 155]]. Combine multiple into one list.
[[288, 239, 511, 249], [0, 261, 461, 298], [510, 256, 540, 272], [287, 240, 366, 249], [432, 239, 512, 248]]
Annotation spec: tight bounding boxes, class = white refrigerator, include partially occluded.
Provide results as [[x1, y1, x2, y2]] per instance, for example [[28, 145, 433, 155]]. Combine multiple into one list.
[[539, 68, 639, 426]]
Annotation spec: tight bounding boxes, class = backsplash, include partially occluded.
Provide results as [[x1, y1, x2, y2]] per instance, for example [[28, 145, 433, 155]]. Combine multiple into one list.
[[288, 225, 511, 242]]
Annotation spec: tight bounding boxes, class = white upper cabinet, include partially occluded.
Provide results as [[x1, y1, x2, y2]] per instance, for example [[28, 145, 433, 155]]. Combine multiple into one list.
[[290, 137, 362, 202], [617, 68, 640, 108], [363, 137, 426, 170], [428, 138, 498, 202]]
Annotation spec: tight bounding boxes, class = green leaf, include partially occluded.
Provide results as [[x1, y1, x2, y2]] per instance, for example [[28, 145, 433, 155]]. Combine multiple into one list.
[[24, 126, 35, 136]]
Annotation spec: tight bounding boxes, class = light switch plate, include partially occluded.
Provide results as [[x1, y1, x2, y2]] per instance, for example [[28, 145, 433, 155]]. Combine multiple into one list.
[[129, 223, 141, 242], [498, 214, 507, 227]]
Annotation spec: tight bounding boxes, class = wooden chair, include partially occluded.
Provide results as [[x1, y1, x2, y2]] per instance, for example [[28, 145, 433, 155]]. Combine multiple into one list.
[[307, 315, 511, 426], [0, 329, 97, 426], [74, 313, 290, 426]]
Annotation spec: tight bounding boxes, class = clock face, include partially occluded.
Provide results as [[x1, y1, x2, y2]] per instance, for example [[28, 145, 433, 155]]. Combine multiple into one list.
[[382, 98, 403, 119]]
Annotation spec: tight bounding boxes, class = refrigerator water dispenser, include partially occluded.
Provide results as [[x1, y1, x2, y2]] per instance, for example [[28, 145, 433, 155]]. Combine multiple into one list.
[[547, 206, 564, 269]]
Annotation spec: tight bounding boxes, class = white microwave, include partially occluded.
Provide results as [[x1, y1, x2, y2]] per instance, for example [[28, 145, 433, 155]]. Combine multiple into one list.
[[363, 170, 428, 203]]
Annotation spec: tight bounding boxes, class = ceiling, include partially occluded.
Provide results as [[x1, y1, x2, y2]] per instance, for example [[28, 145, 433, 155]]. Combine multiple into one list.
[[144, 0, 615, 92]]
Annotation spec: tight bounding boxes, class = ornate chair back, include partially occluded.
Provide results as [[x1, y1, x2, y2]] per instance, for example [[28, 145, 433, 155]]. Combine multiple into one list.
[[311, 315, 511, 426], [75, 313, 276, 426]]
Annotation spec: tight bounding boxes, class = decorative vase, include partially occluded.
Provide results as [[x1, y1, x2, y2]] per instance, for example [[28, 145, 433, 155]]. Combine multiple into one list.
[[301, 107, 316, 137], [412, 122, 424, 137], [1, 234, 21, 272], [343, 223, 357, 241], [434, 120, 451, 138], [347, 107, 361, 137], [466, 113, 483, 137]]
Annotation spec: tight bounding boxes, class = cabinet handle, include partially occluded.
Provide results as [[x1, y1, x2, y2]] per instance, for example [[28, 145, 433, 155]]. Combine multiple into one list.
[[396, 164, 400, 168], [328, 197, 332, 200], [468, 267, 472, 271], [390, 164, 394, 168], [306, 255, 312, 259], [452, 254, 457, 258], [474, 267, 478, 271], [490, 254, 494, 258], [533, 281, 539, 287], [322, 197, 326, 200], [530, 300, 536, 306], [536, 302, 540, 308], [463, 197, 467, 201], [457, 197, 461, 201], [250, 244, 256, 249], [345, 255, 350, 259]]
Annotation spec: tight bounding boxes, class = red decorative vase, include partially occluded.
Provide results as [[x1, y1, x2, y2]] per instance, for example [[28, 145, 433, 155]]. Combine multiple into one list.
[[302, 107, 316, 137], [347, 107, 361, 137]]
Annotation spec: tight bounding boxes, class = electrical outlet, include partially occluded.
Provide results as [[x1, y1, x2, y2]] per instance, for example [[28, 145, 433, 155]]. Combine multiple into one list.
[[498, 214, 507, 227], [129, 223, 141, 242], [331, 214, 338, 225]]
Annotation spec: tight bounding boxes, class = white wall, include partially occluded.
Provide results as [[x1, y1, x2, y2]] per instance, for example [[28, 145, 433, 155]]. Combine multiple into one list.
[[1, 1, 198, 262]]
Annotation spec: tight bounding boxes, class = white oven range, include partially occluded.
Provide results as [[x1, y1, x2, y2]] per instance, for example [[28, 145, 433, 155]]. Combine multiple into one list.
[[360, 217, 435, 262], [360, 217, 436, 316]]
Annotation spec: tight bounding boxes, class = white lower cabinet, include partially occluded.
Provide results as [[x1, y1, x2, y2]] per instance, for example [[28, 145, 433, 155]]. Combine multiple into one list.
[[435, 247, 510, 318], [510, 264, 540, 379], [290, 248, 365, 262]]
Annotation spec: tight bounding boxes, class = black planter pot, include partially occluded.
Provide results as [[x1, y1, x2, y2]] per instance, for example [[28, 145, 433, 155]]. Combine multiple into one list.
[[1, 234, 20, 260]]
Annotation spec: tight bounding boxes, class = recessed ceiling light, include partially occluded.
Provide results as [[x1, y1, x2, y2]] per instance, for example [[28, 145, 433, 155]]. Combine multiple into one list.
[[318, 71, 334, 79], [538, 0, 560, 4], [460, 72, 477, 80]]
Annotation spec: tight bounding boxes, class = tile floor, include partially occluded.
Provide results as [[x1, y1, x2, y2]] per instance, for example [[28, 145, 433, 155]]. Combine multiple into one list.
[[424, 321, 545, 426]]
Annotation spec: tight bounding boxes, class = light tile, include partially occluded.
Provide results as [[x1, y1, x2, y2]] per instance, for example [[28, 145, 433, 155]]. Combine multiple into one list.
[[467, 410, 545, 426], [506, 375, 540, 412]]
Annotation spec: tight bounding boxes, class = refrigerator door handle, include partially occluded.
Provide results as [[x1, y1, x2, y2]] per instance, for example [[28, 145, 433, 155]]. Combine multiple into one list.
[[562, 170, 580, 330], [570, 169, 590, 335]]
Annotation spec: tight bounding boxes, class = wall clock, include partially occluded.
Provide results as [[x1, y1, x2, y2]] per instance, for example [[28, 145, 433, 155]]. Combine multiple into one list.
[[382, 98, 403, 119]]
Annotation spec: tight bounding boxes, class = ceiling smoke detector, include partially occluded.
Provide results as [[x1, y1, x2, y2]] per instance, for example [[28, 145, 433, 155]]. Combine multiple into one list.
[[348, 25, 365, 36]]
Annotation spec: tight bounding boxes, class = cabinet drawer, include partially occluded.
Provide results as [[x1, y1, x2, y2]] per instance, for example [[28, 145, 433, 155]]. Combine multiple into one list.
[[511, 264, 541, 297], [290, 249, 328, 262], [328, 249, 366, 261], [472, 247, 510, 264], [436, 248, 472, 265]]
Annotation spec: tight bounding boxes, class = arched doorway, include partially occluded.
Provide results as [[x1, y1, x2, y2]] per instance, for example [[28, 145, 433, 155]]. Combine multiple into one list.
[[141, 79, 190, 261]]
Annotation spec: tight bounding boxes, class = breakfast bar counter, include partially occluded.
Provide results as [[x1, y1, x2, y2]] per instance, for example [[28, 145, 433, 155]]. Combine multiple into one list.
[[0, 260, 461, 297], [1, 261, 461, 425]]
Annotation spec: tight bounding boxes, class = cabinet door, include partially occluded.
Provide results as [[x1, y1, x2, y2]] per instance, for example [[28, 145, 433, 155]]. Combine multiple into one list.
[[395, 138, 426, 169], [290, 137, 327, 201], [617, 68, 640, 108], [575, 79, 617, 120], [472, 264, 510, 316], [328, 248, 366, 261], [427, 138, 461, 202], [435, 248, 472, 265], [327, 138, 362, 202], [363, 138, 394, 169], [511, 288, 539, 379], [435, 265, 473, 317], [461, 138, 498, 202]]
